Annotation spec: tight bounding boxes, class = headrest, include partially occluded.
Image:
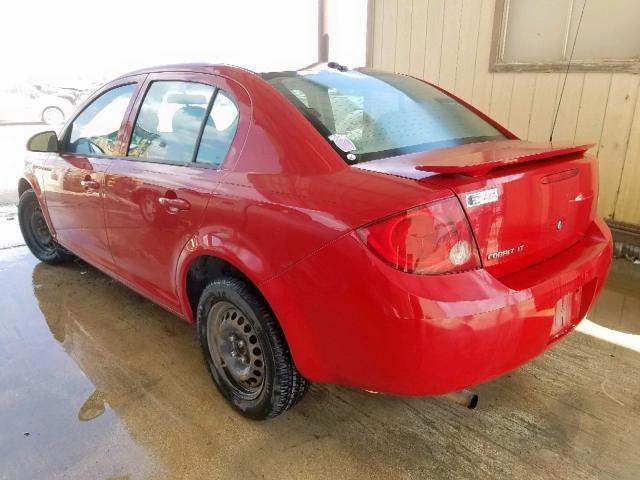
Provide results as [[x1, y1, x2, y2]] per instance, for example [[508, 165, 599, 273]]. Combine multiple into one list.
[[167, 93, 208, 105], [172, 106, 208, 132]]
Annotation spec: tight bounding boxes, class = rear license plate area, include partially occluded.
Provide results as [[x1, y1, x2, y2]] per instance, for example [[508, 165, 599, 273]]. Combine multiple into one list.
[[551, 288, 583, 338]]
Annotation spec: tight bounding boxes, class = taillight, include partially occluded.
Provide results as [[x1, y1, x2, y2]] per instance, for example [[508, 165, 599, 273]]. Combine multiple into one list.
[[357, 197, 481, 274]]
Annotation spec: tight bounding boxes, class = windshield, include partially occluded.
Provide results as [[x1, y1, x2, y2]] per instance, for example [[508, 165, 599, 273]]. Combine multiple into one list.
[[263, 69, 507, 163]]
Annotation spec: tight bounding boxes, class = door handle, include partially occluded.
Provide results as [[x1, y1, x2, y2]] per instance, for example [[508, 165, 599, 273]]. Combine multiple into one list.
[[158, 196, 191, 213], [80, 179, 100, 190]]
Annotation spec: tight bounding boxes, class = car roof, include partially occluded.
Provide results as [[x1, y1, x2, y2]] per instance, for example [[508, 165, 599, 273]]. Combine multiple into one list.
[[114, 62, 363, 82], [114, 63, 259, 81]]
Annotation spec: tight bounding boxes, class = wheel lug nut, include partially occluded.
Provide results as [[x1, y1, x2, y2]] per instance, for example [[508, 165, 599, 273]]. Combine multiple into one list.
[[237, 340, 245, 348]]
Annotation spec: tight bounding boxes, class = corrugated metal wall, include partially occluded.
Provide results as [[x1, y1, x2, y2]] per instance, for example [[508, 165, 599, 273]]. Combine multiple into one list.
[[369, 0, 640, 226]]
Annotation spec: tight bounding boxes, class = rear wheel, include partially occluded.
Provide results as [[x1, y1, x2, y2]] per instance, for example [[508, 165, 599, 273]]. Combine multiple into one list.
[[18, 189, 73, 264], [197, 277, 309, 419]]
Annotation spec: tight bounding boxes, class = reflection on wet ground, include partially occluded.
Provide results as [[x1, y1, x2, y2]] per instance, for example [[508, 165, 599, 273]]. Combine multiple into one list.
[[0, 246, 639, 479], [0, 205, 22, 249], [588, 259, 640, 334]]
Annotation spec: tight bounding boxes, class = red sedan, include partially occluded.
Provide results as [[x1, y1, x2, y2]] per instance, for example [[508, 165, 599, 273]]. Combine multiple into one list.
[[18, 63, 612, 419]]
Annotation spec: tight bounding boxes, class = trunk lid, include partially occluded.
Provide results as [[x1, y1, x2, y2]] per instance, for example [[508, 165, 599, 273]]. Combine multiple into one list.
[[355, 140, 598, 277]]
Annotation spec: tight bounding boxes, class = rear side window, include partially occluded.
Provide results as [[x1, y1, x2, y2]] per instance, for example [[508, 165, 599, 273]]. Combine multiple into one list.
[[264, 70, 507, 163], [196, 91, 239, 167], [128, 81, 215, 163], [66, 84, 136, 156], [128, 81, 239, 167]]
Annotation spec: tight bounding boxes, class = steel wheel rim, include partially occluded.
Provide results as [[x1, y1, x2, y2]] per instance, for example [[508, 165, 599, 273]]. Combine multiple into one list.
[[28, 202, 55, 254], [208, 301, 266, 399]]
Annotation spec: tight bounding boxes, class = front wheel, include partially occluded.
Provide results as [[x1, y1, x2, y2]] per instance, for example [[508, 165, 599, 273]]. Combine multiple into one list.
[[18, 189, 73, 264], [197, 277, 309, 419]]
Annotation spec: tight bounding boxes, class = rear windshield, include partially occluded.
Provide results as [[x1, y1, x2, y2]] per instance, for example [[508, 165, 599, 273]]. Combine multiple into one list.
[[263, 69, 507, 163]]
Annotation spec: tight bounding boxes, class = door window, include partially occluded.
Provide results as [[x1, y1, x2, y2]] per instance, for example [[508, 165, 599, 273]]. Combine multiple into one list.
[[128, 81, 215, 164], [66, 84, 136, 156], [195, 91, 239, 167]]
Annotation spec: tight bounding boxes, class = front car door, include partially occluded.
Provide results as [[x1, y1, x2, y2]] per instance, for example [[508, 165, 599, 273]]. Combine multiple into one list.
[[43, 78, 143, 269], [103, 72, 241, 313]]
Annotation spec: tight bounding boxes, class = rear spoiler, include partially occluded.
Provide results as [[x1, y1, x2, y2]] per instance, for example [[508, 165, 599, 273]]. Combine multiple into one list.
[[415, 142, 593, 177]]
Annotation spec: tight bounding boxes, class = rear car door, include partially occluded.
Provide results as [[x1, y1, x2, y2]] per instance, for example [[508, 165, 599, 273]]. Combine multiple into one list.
[[103, 72, 241, 313], [43, 79, 142, 269]]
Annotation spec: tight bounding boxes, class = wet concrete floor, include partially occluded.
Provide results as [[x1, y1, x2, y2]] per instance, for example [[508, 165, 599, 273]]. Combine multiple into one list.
[[0, 243, 639, 479]]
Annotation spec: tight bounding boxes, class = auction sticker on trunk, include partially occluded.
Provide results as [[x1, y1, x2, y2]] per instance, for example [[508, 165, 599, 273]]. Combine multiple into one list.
[[466, 188, 498, 207]]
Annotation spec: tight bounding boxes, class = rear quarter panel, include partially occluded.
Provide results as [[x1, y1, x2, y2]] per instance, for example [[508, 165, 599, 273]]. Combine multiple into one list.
[[175, 167, 452, 322]]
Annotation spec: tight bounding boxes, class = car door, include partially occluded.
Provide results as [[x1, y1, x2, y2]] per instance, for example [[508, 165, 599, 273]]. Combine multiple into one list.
[[103, 72, 241, 313], [43, 79, 143, 270]]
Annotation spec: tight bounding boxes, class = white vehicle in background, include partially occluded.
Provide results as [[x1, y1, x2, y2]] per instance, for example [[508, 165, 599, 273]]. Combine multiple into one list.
[[0, 84, 86, 125]]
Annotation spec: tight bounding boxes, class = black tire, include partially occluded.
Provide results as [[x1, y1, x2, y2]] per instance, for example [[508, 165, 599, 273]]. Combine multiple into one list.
[[197, 277, 309, 419], [18, 189, 73, 264]]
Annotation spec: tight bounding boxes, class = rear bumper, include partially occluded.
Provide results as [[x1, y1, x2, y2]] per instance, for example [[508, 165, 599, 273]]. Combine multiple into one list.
[[260, 218, 612, 395]]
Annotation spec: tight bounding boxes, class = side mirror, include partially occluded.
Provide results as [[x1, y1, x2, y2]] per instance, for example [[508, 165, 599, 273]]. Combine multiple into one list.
[[27, 131, 59, 153]]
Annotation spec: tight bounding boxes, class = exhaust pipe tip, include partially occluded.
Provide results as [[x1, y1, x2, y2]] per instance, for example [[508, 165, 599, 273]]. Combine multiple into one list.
[[467, 393, 479, 409], [445, 389, 479, 409]]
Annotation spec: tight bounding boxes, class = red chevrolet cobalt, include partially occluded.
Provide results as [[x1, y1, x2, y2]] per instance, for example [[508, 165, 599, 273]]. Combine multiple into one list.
[[19, 63, 612, 419]]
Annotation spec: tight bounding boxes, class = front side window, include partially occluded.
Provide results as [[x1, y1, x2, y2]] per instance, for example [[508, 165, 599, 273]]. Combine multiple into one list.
[[264, 70, 506, 163], [128, 81, 215, 163], [66, 84, 136, 156]]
